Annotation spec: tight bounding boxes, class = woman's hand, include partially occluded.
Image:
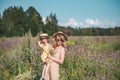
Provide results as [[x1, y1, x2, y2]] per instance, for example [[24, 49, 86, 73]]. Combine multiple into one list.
[[47, 54, 53, 60]]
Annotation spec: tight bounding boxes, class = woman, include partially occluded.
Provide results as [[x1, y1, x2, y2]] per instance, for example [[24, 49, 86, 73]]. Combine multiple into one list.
[[46, 31, 68, 80]]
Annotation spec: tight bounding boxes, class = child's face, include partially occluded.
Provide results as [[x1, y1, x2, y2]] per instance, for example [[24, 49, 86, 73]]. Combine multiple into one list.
[[40, 38, 48, 43]]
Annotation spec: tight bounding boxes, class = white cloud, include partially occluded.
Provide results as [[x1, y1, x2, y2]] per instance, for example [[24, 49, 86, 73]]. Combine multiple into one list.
[[85, 19, 104, 27], [85, 19, 100, 26], [103, 21, 116, 28], [59, 18, 117, 28], [67, 18, 78, 27], [42, 17, 46, 24], [59, 18, 82, 28]]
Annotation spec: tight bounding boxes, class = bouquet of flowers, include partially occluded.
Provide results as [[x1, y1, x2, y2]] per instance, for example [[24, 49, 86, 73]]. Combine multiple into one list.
[[49, 48, 54, 55]]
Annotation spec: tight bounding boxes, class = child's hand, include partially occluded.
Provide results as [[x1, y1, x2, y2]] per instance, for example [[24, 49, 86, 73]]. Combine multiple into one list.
[[38, 41, 40, 44], [45, 60, 50, 64], [38, 41, 42, 47]]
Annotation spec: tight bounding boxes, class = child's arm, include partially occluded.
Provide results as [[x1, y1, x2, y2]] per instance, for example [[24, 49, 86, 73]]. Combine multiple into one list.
[[38, 41, 43, 48]]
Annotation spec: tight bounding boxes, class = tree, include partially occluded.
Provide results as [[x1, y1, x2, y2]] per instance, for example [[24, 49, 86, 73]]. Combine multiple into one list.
[[0, 14, 3, 37], [1, 6, 27, 36], [25, 6, 43, 36], [1, 6, 120, 37], [43, 12, 58, 35]]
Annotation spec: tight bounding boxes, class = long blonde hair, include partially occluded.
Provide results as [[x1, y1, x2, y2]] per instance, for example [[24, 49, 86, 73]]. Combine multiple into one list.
[[53, 34, 67, 48]]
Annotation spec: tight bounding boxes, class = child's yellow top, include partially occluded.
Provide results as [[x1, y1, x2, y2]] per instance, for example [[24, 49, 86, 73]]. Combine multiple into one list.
[[41, 44, 54, 62]]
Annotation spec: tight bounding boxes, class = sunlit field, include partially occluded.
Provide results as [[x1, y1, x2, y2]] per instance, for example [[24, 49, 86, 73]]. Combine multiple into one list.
[[0, 32, 120, 80]]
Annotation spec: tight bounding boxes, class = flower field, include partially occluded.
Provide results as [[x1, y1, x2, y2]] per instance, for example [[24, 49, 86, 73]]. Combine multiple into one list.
[[0, 33, 120, 80]]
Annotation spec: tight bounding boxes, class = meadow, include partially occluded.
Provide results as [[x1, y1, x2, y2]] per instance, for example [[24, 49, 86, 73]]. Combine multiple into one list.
[[0, 32, 120, 80]]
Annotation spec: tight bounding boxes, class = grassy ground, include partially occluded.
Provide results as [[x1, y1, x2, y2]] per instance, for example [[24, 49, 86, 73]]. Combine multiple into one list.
[[61, 36, 120, 80], [0, 34, 120, 80]]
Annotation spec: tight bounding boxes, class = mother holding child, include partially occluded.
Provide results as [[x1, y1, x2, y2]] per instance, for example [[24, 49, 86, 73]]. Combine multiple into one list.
[[38, 31, 68, 80]]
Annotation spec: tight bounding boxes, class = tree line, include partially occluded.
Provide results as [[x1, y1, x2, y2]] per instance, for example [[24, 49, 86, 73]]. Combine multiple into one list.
[[0, 6, 120, 37]]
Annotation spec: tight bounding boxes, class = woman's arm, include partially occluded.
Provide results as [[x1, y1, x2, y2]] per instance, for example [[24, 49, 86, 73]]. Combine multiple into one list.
[[48, 48, 65, 64]]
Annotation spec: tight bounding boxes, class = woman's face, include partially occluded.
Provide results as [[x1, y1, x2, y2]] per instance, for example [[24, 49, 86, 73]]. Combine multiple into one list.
[[56, 36, 62, 46]]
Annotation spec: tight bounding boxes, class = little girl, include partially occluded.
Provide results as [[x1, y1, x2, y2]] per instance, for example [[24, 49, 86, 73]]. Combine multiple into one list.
[[38, 33, 54, 80]]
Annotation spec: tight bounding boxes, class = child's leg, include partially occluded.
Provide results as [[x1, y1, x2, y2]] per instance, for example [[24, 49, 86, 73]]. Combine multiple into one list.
[[41, 64, 47, 78], [44, 63, 50, 78]]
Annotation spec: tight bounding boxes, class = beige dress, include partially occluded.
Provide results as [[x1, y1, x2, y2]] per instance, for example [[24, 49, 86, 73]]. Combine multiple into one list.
[[46, 47, 62, 80]]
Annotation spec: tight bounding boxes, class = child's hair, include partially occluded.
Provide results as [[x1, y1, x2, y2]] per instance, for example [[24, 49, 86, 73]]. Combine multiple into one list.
[[53, 34, 67, 48]]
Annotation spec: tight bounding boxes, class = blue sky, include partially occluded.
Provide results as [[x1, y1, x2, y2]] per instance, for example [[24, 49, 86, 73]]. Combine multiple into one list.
[[0, 0, 120, 28]]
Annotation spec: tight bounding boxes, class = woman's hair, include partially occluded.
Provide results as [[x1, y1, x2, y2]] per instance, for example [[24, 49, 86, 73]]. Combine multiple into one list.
[[53, 34, 67, 48]]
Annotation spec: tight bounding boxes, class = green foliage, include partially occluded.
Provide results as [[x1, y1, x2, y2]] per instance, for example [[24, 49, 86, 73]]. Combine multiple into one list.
[[66, 41, 75, 46], [0, 32, 43, 80], [0, 6, 120, 37], [0, 35, 120, 80], [25, 6, 43, 36], [0, 6, 43, 37], [42, 12, 59, 35], [60, 36, 120, 80], [2, 6, 26, 36]]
